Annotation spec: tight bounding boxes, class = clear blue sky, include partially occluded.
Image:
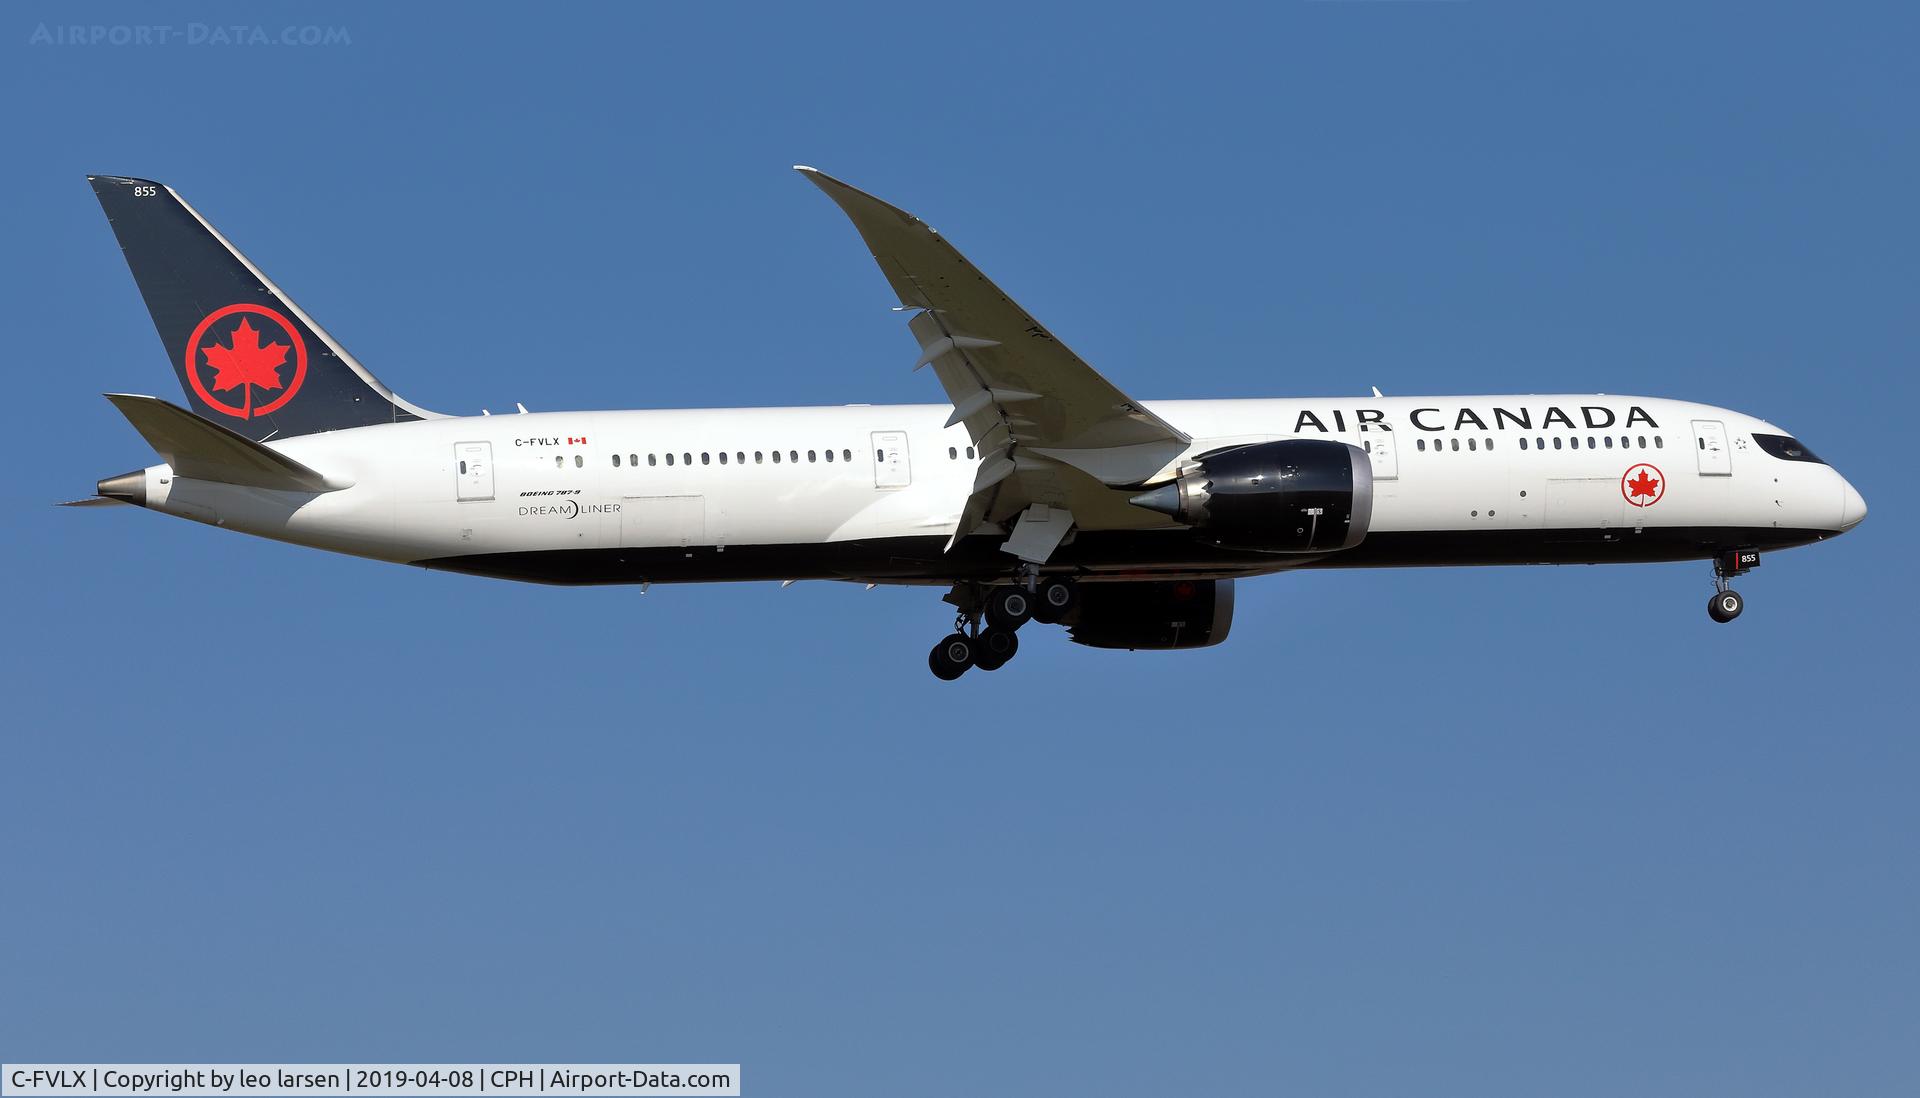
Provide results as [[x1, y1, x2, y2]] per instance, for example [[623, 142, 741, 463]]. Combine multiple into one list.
[[3, 3, 1914, 1095]]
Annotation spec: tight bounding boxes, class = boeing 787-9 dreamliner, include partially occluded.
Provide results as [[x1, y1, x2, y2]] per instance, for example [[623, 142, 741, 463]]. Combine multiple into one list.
[[75, 170, 1866, 678]]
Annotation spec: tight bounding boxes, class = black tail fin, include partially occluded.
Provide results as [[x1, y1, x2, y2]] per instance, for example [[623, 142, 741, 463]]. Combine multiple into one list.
[[88, 175, 436, 441]]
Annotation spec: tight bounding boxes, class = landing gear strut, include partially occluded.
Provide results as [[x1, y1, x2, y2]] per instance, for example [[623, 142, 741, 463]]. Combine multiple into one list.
[[1707, 547, 1757, 624]]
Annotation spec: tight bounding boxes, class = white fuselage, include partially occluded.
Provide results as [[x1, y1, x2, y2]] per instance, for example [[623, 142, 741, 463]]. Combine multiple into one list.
[[122, 394, 1864, 585]]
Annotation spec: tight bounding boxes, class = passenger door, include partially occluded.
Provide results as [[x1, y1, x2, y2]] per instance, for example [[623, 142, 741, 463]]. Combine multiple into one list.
[[872, 431, 912, 488], [455, 442, 494, 502], [1692, 420, 1732, 476], [1358, 420, 1397, 480]]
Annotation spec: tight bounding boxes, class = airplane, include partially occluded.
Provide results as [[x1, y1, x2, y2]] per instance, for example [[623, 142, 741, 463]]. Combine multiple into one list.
[[74, 169, 1866, 680]]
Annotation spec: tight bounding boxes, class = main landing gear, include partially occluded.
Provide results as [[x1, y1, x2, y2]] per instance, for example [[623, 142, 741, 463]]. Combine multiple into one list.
[[1707, 547, 1759, 624], [927, 576, 1078, 680], [927, 621, 1021, 680]]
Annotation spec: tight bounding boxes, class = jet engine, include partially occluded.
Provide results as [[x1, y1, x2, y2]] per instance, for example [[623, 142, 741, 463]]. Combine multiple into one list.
[[1067, 579, 1235, 650], [1129, 439, 1374, 553]]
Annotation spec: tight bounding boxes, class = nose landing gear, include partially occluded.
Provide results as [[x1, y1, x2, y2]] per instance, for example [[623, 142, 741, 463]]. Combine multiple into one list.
[[1707, 547, 1758, 624], [1708, 587, 1744, 623]]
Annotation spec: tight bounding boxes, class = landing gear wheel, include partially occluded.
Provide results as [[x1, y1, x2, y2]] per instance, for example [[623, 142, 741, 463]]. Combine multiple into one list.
[[1032, 578, 1078, 624], [928, 633, 975, 680], [1707, 589, 1744, 623], [986, 586, 1035, 631], [974, 627, 1020, 671]]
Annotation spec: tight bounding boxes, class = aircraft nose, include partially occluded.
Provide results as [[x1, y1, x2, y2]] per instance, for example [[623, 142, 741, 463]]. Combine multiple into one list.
[[1839, 478, 1868, 531]]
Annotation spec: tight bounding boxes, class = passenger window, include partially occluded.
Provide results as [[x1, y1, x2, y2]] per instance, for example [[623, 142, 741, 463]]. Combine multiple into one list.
[[876, 449, 886, 463], [790, 450, 799, 463], [554, 455, 563, 468], [1519, 437, 1528, 450], [1655, 436, 1663, 448], [755, 451, 764, 464], [630, 453, 638, 466], [1587, 437, 1596, 449], [1487, 438, 1495, 450], [665, 453, 675, 466], [1417, 439, 1425, 452], [1450, 438, 1459, 452], [649, 454, 657, 466], [1553, 437, 1562, 450], [843, 449, 852, 462], [458, 460, 468, 474], [949, 446, 958, 459], [683, 452, 692, 465], [612, 454, 622, 467], [574, 455, 583, 468], [1536, 437, 1544, 450], [701, 452, 710, 465], [966, 447, 975, 459], [772, 450, 782, 463], [1604, 436, 1613, 449], [737, 452, 745, 464], [1468, 438, 1477, 451], [718, 451, 728, 465], [808, 450, 817, 462]]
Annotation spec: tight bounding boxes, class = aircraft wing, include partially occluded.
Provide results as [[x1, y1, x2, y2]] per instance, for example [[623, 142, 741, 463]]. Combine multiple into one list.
[[798, 168, 1190, 554]]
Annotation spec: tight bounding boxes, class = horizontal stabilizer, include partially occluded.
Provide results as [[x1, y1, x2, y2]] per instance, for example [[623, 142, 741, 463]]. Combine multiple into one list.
[[104, 393, 349, 492]]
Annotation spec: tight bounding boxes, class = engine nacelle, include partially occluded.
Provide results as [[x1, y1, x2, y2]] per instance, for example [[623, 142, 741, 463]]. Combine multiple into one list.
[[1129, 438, 1374, 553], [1067, 579, 1235, 650]]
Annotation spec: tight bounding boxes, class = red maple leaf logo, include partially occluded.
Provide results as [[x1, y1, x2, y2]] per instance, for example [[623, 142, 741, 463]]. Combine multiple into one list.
[[184, 305, 309, 420], [201, 318, 288, 410], [1626, 469, 1660, 500]]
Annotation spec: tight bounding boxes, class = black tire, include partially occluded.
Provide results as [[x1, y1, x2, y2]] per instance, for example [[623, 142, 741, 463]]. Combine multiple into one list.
[[986, 586, 1034, 631], [1707, 590, 1744, 623], [974, 627, 1019, 671], [928, 633, 973, 679], [1032, 578, 1078, 624]]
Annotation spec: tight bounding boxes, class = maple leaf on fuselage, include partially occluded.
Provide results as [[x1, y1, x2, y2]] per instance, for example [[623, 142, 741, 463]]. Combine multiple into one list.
[[1627, 470, 1660, 499], [202, 318, 288, 393]]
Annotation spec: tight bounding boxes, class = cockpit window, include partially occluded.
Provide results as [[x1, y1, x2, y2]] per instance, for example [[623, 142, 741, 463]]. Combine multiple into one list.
[[1753, 433, 1824, 464]]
